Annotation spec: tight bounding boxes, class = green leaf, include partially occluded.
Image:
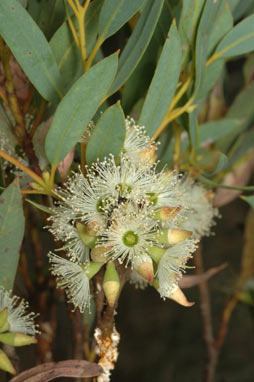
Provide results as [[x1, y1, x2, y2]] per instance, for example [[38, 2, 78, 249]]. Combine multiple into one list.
[[241, 195, 254, 208], [188, 111, 199, 149], [199, 119, 241, 143], [197, 59, 224, 100], [227, 130, 254, 167], [0, 179, 24, 289], [50, 0, 103, 90], [194, 0, 226, 98], [207, 3, 233, 55], [98, 0, 145, 41], [229, 0, 253, 21], [121, 1, 172, 114], [45, 53, 118, 166], [109, 0, 164, 96], [217, 84, 254, 152], [214, 14, 254, 59], [25, 199, 53, 214], [178, 0, 205, 66], [86, 102, 126, 166], [139, 20, 182, 137], [204, 152, 228, 177], [0, 0, 63, 103]]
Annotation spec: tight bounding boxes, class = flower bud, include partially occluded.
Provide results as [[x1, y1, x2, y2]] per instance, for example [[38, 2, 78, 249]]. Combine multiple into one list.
[[0, 308, 8, 333], [153, 206, 182, 221], [156, 228, 192, 245], [133, 254, 154, 283], [103, 262, 120, 307], [91, 246, 111, 263], [205, 191, 214, 201], [85, 261, 104, 279], [76, 222, 97, 248], [86, 221, 100, 236], [42, 171, 50, 184], [0, 332, 37, 346], [147, 246, 166, 263], [168, 287, 195, 307], [30, 182, 44, 191], [138, 144, 157, 164], [0, 349, 16, 375]]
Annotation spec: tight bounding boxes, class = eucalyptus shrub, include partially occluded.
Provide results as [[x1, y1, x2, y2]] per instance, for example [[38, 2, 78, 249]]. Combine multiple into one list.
[[0, 0, 253, 381]]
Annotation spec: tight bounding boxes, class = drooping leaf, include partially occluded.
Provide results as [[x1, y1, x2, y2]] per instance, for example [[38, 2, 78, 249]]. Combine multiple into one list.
[[204, 152, 228, 177], [217, 84, 254, 152], [207, 3, 233, 55], [45, 53, 118, 166], [121, 1, 172, 113], [178, 0, 205, 66], [214, 14, 254, 59], [50, 0, 103, 90], [199, 119, 241, 143], [0, 179, 24, 289], [86, 102, 126, 166], [109, 0, 164, 96], [197, 59, 224, 100], [193, 0, 226, 98], [139, 20, 182, 137], [0, 0, 64, 103], [188, 111, 199, 149], [98, 0, 145, 41]]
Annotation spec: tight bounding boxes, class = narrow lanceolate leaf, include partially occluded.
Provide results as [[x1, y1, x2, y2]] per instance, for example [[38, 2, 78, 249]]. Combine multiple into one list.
[[86, 102, 126, 166], [0, 179, 24, 289], [98, 0, 145, 41], [204, 152, 228, 177], [199, 119, 241, 143], [213, 14, 254, 59], [194, 0, 226, 98], [109, 0, 164, 96], [207, 3, 233, 55], [45, 54, 118, 165], [178, 0, 205, 65], [0, 0, 63, 103], [50, 0, 103, 90], [139, 21, 182, 137], [188, 111, 199, 149]]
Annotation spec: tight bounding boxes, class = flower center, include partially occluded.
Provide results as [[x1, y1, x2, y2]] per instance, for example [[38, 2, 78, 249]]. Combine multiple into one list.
[[96, 198, 106, 212], [116, 183, 132, 195], [146, 192, 158, 206], [122, 230, 139, 247]]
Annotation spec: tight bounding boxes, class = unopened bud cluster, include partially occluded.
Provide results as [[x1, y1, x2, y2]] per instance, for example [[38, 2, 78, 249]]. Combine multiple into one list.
[[47, 118, 218, 311], [0, 288, 39, 374]]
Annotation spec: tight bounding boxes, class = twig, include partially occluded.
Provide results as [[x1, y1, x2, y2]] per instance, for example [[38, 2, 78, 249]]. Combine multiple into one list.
[[194, 242, 218, 382]]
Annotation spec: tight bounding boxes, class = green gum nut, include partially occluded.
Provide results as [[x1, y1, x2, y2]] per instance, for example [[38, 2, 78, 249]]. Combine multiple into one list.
[[86, 261, 104, 279], [152, 206, 182, 221], [76, 222, 97, 248], [103, 262, 120, 308], [147, 246, 166, 263], [0, 308, 8, 333], [0, 349, 16, 375], [0, 332, 37, 347], [156, 228, 192, 245]]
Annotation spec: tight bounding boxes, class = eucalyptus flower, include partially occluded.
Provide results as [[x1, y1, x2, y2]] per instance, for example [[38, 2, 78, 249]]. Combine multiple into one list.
[[48, 253, 90, 313], [178, 177, 219, 238], [47, 118, 221, 310], [0, 288, 39, 336]]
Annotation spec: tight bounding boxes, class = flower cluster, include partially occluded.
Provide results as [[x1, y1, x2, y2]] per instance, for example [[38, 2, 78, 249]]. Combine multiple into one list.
[[0, 288, 39, 374], [47, 118, 218, 311]]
